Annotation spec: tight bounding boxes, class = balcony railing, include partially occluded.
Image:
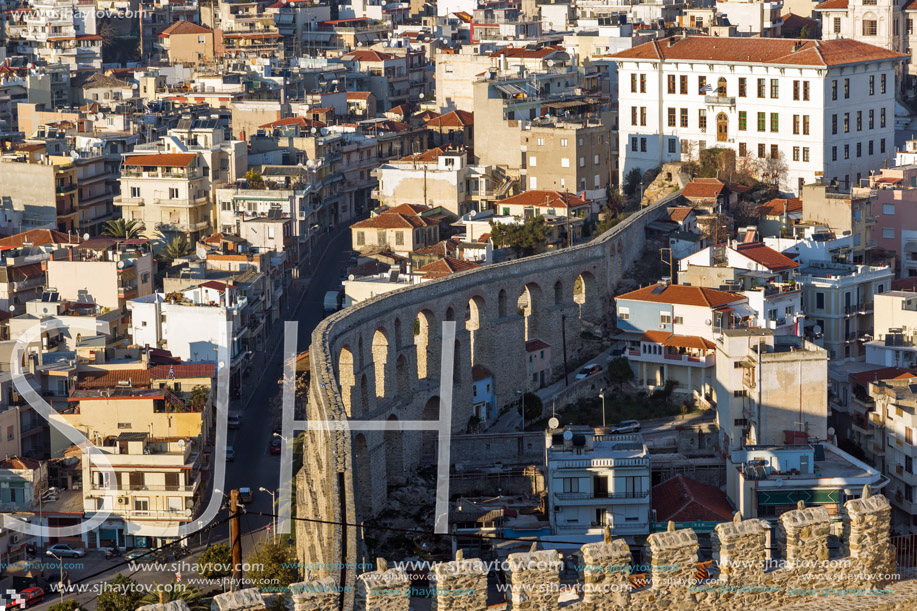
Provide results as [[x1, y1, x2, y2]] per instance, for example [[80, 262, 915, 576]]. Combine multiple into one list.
[[555, 491, 650, 501], [705, 95, 735, 106], [91, 483, 195, 492]]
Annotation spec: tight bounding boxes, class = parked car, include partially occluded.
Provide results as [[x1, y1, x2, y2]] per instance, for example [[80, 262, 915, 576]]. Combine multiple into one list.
[[270, 437, 282, 455], [228, 412, 241, 429], [575, 364, 602, 380], [18, 587, 44, 607], [605, 347, 626, 361], [238, 487, 253, 504], [226, 445, 235, 462], [609, 420, 641, 434], [45, 543, 84, 558], [124, 548, 157, 562]]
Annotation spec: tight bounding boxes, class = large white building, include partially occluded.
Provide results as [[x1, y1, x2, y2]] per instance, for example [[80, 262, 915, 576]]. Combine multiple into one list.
[[611, 36, 905, 193]]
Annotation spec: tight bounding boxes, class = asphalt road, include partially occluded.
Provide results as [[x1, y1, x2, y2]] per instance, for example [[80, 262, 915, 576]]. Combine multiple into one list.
[[26, 229, 353, 609]]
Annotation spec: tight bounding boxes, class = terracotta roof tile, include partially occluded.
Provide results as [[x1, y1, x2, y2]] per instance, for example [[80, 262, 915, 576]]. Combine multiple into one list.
[[668, 207, 695, 223], [498, 190, 589, 209], [384, 203, 431, 216], [342, 50, 396, 62], [416, 256, 480, 278], [471, 364, 493, 381], [158, 20, 212, 37], [525, 339, 550, 352], [0, 455, 41, 470], [0, 229, 80, 248], [123, 153, 197, 168], [815, 0, 849, 9], [758, 198, 803, 217], [682, 178, 726, 201], [639, 331, 715, 350], [610, 36, 906, 67], [426, 110, 474, 128], [849, 367, 917, 387], [346, 91, 373, 100], [652, 475, 735, 523], [413, 240, 458, 256], [149, 363, 216, 379], [617, 283, 744, 308], [258, 116, 327, 129], [398, 147, 448, 163], [77, 369, 151, 389], [351, 213, 435, 230], [733, 242, 800, 271], [490, 46, 563, 59]]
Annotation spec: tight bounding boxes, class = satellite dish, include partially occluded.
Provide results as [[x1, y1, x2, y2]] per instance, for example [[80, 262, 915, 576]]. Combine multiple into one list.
[[828, 427, 835, 436], [548, 417, 560, 430], [117, 260, 125, 269], [547, 60, 555, 67], [705, 319, 712, 326], [562, 430, 573, 441], [419, 92, 424, 99], [310, 127, 317, 134], [83, 233, 90, 240], [775, 478, 784, 487], [305, 159, 315, 168], [320, 127, 328, 136], [178, 439, 186, 448], [813, 325, 822, 335]]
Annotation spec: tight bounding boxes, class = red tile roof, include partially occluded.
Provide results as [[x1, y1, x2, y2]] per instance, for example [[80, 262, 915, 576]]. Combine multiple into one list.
[[682, 178, 726, 202], [0, 456, 41, 470], [346, 91, 373, 100], [471, 364, 493, 381], [610, 36, 906, 67], [815, 0, 849, 9], [398, 147, 448, 163], [758, 197, 803, 217], [906, 0, 917, 10], [342, 50, 395, 62], [849, 367, 917, 387], [414, 240, 458, 257], [384, 203, 431, 216], [77, 369, 151, 389], [123, 153, 197, 168], [617, 283, 744, 308], [351, 213, 435, 230], [498, 190, 589, 209], [0, 229, 80, 248], [490, 46, 562, 59], [525, 339, 550, 352], [199, 280, 231, 291], [733, 242, 800, 271], [668, 207, 695, 223], [416, 256, 480, 278], [149, 363, 216, 379], [639, 331, 715, 350], [426, 110, 474, 128], [158, 20, 212, 38], [652, 475, 735, 523], [258, 116, 327, 129]]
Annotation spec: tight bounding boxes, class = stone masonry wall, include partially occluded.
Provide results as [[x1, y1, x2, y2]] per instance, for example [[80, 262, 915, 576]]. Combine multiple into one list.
[[285, 494, 913, 611], [298, 189, 684, 603]]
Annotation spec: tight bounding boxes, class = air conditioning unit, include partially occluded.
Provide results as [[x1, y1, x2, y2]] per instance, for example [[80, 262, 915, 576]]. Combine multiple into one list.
[[118, 497, 128, 504], [11, 534, 20, 543]]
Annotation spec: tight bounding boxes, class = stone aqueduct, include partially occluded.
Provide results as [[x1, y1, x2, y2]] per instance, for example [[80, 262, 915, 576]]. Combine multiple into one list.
[[298, 197, 674, 600]]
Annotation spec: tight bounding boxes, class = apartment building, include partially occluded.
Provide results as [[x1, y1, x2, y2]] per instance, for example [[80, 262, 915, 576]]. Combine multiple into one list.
[[679, 242, 803, 335], [0, 229, 80, 312], [611, 37, 905, 193], [715, 0, 784, 37], [21, 0, 103, 70], [867, 377, 917, 533], [546, 426, 651, 537], [615, 282, 751, 400], [0, 148, 80, 233], [46, 238, 155, 310], [341, 50, 410, 112], [522, 116, 615, 201], [350, 209, 440, 256], [373, 148, 483, 216], [155, 20, 217, 66], [796, 260, 892, 359], [862, 164, 917, 277], [715, 329, 828, 451], [863, 291, 917, 369], [800, 182, 875, 264], [116, 153, 212, 244]]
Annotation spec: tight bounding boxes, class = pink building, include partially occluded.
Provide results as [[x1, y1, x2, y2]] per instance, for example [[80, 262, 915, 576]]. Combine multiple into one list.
[[863, 166, 917, 278]]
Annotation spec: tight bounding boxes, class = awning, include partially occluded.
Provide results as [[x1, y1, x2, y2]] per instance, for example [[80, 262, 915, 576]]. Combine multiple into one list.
[[731, 303, 757, 319], [494, 83, 525, 96], [14, 263, 43, 278]]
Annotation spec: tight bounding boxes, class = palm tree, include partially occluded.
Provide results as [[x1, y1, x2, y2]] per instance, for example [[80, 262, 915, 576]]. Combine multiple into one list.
[[137, 583, 207, 611], [158, 236, 193, 268], [102, 218, 144, 239]]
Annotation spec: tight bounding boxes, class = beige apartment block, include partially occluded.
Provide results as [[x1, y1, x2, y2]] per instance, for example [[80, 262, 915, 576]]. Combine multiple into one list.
[[801, 183, 875, 264], [523, 118, 614, 201], [156, 20, 217, 66], [115, 153, 212, 244], [0, 150, 80, 233]]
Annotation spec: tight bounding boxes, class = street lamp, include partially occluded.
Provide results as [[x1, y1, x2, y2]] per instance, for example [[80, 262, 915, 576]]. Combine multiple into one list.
[[515, 389, 524, 431], [259, 487, 277, 544], [47, 551, 64, 605], [599, 388, 607, 429]]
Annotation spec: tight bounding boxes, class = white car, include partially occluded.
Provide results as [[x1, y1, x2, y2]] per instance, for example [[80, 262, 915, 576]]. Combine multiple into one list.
[[575, 364, 602, 380], [610, 420, 641, 434], [45, 544, 84, 558]]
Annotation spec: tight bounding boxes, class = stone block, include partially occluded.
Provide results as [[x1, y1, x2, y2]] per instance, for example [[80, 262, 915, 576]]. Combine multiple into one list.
[[354, 564, 411, 611], [430, 558, 488, 610], [136, 603, 190, 611], [645, 528, 698, 589], [778, 506, 831, 566], [506, 550, 562, 610], [712, 518, 770, 581], [287, 577, 340, 611], [211, 589, 265, 611], [581, 539, 632, 609]]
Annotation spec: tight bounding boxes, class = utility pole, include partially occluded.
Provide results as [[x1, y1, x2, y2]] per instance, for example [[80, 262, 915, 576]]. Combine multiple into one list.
[[230, 489, 242, 590]]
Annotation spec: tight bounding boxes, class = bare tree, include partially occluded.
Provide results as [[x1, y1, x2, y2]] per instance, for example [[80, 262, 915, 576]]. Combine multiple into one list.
[[756, 152, 789, 189]]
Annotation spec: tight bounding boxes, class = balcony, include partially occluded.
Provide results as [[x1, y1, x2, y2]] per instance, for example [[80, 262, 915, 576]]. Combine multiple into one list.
[[56, 183, 77, 194], [153, 196, 209, 207], [871, 441, 886, 456], [628, 349, 715, 368], [91, 483, 196, 493], [851, 416, 874, 436], [155, 220, 210, 233], [705, 95, 735, 106], [555, 521, 648, 533], [555, 491, 649, 502]]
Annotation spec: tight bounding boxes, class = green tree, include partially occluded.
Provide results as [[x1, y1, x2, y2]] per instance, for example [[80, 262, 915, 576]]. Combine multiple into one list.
[[798, 25, 810, 39], [49, 602, 82, 611], [246, 540, 299, 592], [137, 582, 207, 611], [97, 574, 142, 611], [489, 216, 548, 257], [102, 218, 144, 239], [158, 236, 194, 268], [244, 169, 265, 189], [196, 543, 232, 579], [606, 357, 634, 391], [522, 392, 543, 424], [622, 168, 643, 197], [189, 385, 209, 412]]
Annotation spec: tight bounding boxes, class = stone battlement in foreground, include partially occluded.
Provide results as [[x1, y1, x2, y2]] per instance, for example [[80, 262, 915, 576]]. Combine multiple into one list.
[[284, 494, 910, 611]]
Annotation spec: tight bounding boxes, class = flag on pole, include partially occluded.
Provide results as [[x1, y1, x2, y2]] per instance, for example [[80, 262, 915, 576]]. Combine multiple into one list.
[[700, 83, 714, 93], [169, 365, 175, 380]]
